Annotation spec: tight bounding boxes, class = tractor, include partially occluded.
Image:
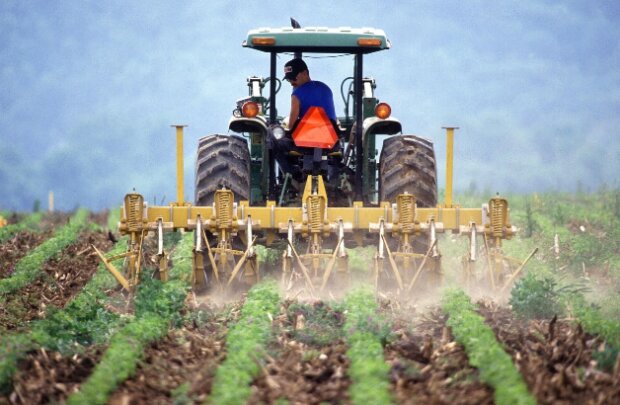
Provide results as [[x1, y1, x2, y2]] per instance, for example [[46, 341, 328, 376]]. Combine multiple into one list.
[[95, 23, 524, 297]]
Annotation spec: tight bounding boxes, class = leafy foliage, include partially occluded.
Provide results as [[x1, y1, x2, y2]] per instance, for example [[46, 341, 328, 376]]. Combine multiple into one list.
[[343, 287, 393, 405], [442, 289, 536, 405], [209, 280, 281, 405], [509, 272, 565, 319], [566, 294, 620, 347], [0, 334, 36, 394]]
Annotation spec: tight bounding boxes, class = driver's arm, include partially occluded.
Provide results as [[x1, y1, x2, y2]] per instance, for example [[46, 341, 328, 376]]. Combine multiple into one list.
[[287, 95, 300, 129]]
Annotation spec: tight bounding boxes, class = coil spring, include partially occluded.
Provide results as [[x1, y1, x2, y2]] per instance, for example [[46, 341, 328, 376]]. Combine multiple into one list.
[[399, 194, 415, 233], [125, 194, 143, 232], [308, 195, 322, 233], [490, 198, 506, 237], [216, 191, 232, 228]]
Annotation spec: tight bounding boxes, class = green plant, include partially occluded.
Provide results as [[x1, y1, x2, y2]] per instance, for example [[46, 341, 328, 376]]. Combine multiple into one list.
[[209, 280, 280, 405], [567, 294, 620, 347], [0, 211, 44, 243], [171, 382, 192, 405], [442, 289, 535, 405], [509, 272, 565, 319], [287, 302, 344, 346], [592, 343, 619, 373], [0, 334, 36, 394], [343, 287, 393, 405]]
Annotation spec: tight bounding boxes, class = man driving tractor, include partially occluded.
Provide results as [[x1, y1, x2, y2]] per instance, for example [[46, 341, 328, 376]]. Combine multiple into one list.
[[272, 58, 339, 180]]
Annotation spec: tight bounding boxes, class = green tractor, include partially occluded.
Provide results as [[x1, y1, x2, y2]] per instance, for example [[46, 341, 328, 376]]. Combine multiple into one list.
[[194, 25, 437, 211], [97, 23, 518, 295]]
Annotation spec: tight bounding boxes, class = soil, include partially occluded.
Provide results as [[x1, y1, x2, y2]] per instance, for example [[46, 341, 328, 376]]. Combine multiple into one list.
[[0, 231, 53, 279], [1, 212, 619, 404], [0, 231, 113, 332], [248, 300, 351, 405], [385, 306, 494, 405], [107, 302, 238, 405], [478, 300, 620, 405], [0, 346, 104, 405]]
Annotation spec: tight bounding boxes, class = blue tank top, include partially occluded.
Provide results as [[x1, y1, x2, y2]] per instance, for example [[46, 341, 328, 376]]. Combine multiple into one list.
[[292, 81, 337, 121]]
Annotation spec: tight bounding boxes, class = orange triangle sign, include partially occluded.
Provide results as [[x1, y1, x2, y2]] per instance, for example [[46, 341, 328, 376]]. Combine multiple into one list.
[[292, 106, 338, 149]]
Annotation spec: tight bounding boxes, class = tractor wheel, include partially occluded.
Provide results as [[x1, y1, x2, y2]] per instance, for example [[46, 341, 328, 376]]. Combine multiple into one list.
[[195, 134, 250, 205], [379, 134, 440, 292], [379, 134, 437, 207]]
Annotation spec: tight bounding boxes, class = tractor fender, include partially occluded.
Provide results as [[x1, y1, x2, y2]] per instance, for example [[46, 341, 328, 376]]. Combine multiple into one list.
[[362, 116, 402, 140], [228, 116, 269, 135]]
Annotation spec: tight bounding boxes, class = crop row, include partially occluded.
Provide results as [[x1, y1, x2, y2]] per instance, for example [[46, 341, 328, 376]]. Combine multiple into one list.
[[0, 209, 89, 294], [442, 289, 536, 405], [0, 212, 44, 243], [208, 281, 281, 404], [343, 287, 393, 404], [0, 234, 128, 394], [67, 231, 194, 404]]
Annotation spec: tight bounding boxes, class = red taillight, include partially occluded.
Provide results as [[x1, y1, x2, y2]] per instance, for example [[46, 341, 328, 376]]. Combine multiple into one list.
[[242, 101, 259, 118], [375, 102, 391, 119]]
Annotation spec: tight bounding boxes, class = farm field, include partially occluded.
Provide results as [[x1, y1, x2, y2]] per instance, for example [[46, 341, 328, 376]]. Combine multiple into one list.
[[0, 190, 619, 404]]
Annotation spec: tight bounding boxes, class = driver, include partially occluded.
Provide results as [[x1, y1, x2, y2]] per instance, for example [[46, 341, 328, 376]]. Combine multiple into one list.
[[283, 58, 337, 131], [271, 58, 338, 180]]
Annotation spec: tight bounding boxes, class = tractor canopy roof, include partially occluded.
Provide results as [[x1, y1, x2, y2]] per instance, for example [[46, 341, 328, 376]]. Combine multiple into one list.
[[243, 26, 391, 54]]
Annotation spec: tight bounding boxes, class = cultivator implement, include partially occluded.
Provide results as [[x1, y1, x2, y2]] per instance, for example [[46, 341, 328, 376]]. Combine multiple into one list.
[[94, 127, 522, 295]]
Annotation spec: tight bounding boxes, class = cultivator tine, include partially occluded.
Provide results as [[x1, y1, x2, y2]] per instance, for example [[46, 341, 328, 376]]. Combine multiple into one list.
[[380, 233, 404, 290], [227, 236, 258, 286], [483, 233, 496, 290], [320, 237, 344, 291], [285, 238, 316, 295], [406, 239, 438, 292], [201, 229, 220, 285], [91, 245, 131, 291], [499, 247, 538, 294]]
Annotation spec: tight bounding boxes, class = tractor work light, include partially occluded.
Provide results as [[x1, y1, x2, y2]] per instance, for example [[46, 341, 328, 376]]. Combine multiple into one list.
[[375, 102, 391, 119], [251, 37, 276, 46], [242, 101, 260, 117], [357, 38, 382, 47], [270, 125, 286, 140]]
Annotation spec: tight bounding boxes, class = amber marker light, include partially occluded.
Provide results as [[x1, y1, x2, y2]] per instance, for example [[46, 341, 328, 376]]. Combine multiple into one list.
[[375, 102, 391, 119], [357, 38, 382, 47], [251, 37, 276, 46], [242, 101, 259, 118]]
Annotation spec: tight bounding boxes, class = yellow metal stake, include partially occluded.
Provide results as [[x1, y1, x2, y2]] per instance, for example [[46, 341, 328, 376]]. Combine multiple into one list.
[[172, 125, 187, 206], [442, 127, 459, 208]]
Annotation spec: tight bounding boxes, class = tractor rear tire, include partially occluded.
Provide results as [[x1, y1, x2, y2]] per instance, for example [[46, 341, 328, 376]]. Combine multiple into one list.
[[379, 134, 440, 291], [379, 134, 437, 207], [195, 134, 250, 205]]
